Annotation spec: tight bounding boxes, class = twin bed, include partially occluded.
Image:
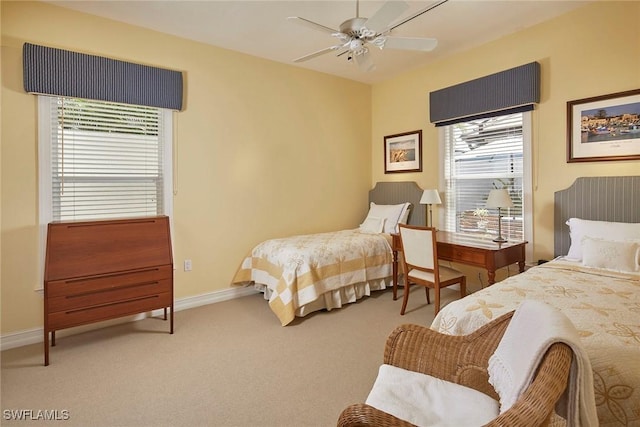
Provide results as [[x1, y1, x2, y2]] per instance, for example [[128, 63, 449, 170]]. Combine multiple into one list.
[[231, 181, 425, 326], [432, 176, 640, 427]]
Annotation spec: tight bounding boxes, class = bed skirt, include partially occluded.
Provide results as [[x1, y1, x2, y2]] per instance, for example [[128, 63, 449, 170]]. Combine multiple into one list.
[[253, 276, 392, 319]]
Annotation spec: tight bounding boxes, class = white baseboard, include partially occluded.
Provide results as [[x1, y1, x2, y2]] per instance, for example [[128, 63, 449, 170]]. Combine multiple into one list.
[[0, 286, 259, 352]]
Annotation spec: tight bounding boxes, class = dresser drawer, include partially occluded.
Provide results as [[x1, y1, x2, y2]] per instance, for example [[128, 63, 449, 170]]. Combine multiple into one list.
[[437, 244, 485, 266], [47, 265, 172, 298], [48, 278, 172, 312], [47, 291, 172, 330]]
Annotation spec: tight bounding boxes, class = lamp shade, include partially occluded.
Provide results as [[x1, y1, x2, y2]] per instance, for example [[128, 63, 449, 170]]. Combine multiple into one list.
[[420, 189, 442, 205], [485, 189, 514, 209]]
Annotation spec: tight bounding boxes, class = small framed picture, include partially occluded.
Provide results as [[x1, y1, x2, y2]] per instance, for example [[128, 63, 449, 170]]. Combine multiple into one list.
[[384, 130, 422, 173], [567, 89, 640, 162]]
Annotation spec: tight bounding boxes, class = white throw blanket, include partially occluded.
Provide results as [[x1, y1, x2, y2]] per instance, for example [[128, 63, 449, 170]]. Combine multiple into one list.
[[488, 300, 598, 427]]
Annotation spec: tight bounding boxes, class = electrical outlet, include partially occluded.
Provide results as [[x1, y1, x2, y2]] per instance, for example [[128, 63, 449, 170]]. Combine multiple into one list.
[[184, 259, 192, 272]]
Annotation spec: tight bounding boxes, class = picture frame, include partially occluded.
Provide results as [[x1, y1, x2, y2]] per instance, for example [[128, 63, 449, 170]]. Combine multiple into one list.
[[567, 89, 640, 162], [384, 130, 422, 173]]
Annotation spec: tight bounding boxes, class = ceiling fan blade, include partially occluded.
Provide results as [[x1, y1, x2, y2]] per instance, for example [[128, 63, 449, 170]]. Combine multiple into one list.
[[287, 16, 338, 34], [386, 0, 449, 32], [383, 36, 438, 52], [364, 1, 410, 33], [355, 54, 376, 73], [293, 46, 338, 63]]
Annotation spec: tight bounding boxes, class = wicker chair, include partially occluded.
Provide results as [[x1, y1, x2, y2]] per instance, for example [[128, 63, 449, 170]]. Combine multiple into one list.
[[337, 311, 573, 427]]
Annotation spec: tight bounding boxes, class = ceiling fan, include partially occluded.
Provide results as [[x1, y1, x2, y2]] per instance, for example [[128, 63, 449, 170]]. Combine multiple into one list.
[[288, 0, 447, 72]]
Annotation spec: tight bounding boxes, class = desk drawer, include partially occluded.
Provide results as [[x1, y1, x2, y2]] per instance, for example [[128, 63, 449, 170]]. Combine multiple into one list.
[[438, 244, 485, 266], [48, 279, 172, 312], [47, 291, 172, 330], [47, 265, 172, 298]]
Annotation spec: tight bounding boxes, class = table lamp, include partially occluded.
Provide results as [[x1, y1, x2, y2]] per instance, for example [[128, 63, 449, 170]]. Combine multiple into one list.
[[485, 189, 513, 243], [420, 189, 442, 228]]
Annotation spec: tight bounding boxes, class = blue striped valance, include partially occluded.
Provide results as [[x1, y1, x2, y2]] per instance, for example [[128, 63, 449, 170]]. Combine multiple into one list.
[[23, 43, 183, 111], [429, 62, 540, 126]]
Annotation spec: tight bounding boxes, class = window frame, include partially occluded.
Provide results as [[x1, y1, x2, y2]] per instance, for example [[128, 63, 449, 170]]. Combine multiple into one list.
[[37, 95, 174, 290]]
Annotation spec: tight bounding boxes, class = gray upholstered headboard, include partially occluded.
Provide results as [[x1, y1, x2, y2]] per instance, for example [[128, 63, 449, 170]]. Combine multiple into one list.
[[554, 176, 640, 257], [369, 181, 426, 227]]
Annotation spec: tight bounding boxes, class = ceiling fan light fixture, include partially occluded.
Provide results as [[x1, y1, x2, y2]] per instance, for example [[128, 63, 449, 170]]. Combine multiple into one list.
[[349, 38, 363, 51], [348, 39, 368, 57], [333, 32, 351, 43], [358, 27, 376, 39], [371, 36, 386, 49]]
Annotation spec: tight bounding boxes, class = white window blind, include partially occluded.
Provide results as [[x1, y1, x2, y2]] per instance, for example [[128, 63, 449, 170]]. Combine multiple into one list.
[[45, 97, 167, 221], [442, 112, 526, 241]]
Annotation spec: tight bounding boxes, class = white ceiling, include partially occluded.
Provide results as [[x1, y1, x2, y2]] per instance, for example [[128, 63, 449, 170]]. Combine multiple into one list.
[[45, 0, 591, 84]]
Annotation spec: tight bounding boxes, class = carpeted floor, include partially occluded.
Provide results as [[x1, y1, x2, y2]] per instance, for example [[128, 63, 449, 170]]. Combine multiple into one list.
[[1, 286, 466, 427]]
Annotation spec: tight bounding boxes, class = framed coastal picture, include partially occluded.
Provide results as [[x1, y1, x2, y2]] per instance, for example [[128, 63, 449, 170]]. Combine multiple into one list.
[[567, 89, 640, 162], [384, 130, 422, 173]]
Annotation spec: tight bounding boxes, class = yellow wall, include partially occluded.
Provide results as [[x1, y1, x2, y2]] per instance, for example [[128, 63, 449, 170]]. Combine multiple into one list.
[[372, 0, 640, 262], [0, 1, 371, 334]]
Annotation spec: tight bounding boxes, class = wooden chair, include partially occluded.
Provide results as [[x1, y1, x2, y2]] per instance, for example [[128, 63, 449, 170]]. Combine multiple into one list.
[[337, 311, 574, 427], [398, 224, 466, 315]]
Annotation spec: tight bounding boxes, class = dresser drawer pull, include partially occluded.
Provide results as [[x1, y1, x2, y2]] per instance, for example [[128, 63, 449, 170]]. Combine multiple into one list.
[[66, 219, 159, 229], [64, 281, 162, 298], [64, 295, 160, 314], [65, 268, 162, 283]]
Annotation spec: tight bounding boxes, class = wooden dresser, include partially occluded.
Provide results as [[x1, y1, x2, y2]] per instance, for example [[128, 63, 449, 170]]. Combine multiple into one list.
[[44, 216, 173, 365]]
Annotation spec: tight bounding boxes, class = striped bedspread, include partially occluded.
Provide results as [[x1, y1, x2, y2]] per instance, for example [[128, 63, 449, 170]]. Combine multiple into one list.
[[431, 259, 640, 427], [232, 229, 393, 326]]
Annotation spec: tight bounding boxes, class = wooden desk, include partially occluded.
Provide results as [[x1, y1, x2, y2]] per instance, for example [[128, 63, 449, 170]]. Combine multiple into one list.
[[391, 231, 527, 300]]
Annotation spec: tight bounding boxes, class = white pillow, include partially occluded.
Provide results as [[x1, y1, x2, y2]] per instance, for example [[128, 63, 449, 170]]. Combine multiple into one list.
[[566, 218, 640, 260], [582, 237, 639, 272], [359, 216, 385, 234], [365, 202, 411, 234]]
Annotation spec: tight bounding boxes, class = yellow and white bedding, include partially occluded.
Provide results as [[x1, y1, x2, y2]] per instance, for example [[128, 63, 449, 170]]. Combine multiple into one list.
[[431, 259, 640, 426], [232, 229, 393, 326]]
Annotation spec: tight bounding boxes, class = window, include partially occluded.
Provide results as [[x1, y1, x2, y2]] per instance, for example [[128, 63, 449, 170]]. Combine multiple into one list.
[[440, 112, 532, 254], [39, 96, 173, 221], [38, 96, 173, 287]]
